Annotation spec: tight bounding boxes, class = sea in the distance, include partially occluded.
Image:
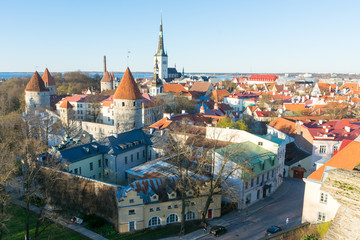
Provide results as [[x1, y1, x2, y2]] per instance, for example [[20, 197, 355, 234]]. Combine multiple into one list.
[[0, 72, 233, 80]]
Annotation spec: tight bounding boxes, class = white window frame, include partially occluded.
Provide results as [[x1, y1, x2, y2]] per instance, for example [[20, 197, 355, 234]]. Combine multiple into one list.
[[185, 211, 196, 221], [319, 145, 326, 154], [320, 192, 328, 204], [148, 216, 162, 227], [317, 211, 326, 222], [166, 214, 179, 224]]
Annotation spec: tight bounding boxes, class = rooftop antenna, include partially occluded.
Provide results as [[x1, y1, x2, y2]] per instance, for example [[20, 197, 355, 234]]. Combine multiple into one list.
[[127, 50, 131, 67]]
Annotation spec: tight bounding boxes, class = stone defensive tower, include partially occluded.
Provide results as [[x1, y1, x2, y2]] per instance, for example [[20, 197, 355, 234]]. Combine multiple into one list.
[[41, 68, 56, 96], [25, 71, 50, 113], [113, 67, 143, 133], [101, 56, 113, 92]]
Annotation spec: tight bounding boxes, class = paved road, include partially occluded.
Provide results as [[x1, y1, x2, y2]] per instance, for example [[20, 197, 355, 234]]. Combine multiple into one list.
[[198, 178, 305, 240]]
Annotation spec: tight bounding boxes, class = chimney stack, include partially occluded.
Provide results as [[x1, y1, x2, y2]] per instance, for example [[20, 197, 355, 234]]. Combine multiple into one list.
[[103, 55, 107, 73]]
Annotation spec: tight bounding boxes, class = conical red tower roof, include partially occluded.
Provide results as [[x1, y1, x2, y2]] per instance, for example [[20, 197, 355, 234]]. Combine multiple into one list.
[[101, 71, 112, 82], [114, 68, 142, 100], [25, 71, 49, 92], [41, 68, 55, 86]]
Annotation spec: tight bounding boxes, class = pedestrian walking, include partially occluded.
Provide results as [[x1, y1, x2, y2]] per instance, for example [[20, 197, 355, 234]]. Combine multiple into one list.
[[203, 222, 207, 232]]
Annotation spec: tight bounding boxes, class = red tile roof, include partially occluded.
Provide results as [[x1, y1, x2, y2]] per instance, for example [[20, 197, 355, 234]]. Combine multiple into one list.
[[301, 119, 360, 142], [255, 111, 277, 118], [25, 71, 49, 92], [114, 68, 142, 100], [149, 117, 172, 130], [163, 83, 187, 93], [268, 117, 296, 136], [101, 71, 112, 82], [249, 74, 278, 82], [41, 68, 55, 86], [59, 100, 73, 109], [211, 89, 230, 102], [308, 139, 360, 181], [283, 103, 306, 112], [190, 82, 212, 92]]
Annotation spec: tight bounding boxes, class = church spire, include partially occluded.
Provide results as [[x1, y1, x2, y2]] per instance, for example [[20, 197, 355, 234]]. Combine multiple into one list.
[[156, 14, 166, 56]]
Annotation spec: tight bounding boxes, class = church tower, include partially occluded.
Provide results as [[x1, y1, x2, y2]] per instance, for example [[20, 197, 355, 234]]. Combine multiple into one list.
[[113, 68, 143, 133], [25, 71, 50, 113], [150, 59, 163, 96], [101, 56, 113, 92], [154, 15, 168, 80], [41, 68, 56, 96]]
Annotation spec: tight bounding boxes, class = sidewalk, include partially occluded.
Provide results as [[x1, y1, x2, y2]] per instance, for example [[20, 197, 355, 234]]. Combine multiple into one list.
[[161, 178, 293, 240], [13, 199, 108, 240]]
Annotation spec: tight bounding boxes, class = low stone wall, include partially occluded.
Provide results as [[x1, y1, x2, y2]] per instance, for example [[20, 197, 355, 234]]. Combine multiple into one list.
[[321, 169, 360, 240], [39, 168, 120, 231]]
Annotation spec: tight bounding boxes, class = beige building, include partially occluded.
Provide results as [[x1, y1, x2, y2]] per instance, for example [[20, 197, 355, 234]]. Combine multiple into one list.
[[116, 177, 221, 233]]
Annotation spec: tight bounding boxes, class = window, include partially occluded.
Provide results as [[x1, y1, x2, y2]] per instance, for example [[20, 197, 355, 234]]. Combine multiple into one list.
[[267, 172, 270, 180], [320, 192, 328, 204], [79, 167, 81, 174], [93, 175, 95, 179], [156, 207, 160, 211], [257, 189, 260, 199], [317, 212, 326, 222], [251, 178, 254, 187], [148, 216, 161, 227], [129, 199, 134, 204], [98, 159, 101, 168], [125, 157, 128, 164], [137, 152, 139, 160], [105, 159, 108, 167], [185, 211, 196, 221], [129, 221, 136, 232], [174, 204, 178, 208], [191, 202, 195, 206], [168, 205, 172, 209], [149, 208, 154, 212], [256, 176, 259, 185], [258, 142, 263, 146], [131, 154, 133, 162], [98, 173, 101, 178], [143, 150, 145, 158], [89, 162, 93, 171], [333, 145, 339, 152], [74, 168, 78, 174], [166, 214, 179, 224], [128, 210, 135, 215], [122, 102, 125, 107], [245, 181, 248, 190], [272, 169, 275, 178], [133, 101, 136, 106], [319, 145, 326, 154]]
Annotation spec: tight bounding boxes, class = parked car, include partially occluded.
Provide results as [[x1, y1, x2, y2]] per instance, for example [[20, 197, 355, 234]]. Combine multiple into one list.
[[265, 225, 282, 236], [210, 226, 227, 236]]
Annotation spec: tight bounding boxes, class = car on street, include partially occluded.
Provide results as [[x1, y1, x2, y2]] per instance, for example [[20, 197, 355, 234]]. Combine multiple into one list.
[[265, 225, 282, 236], [210, 226, 227, 237]]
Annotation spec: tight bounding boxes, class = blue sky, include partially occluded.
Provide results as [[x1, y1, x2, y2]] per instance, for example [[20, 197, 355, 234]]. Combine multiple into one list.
[[0, 0, 359, 73]]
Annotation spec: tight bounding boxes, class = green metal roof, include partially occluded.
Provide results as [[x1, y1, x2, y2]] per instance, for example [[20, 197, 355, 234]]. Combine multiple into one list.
[[215, 141, 279, 179], [255, 134, 286, 146]]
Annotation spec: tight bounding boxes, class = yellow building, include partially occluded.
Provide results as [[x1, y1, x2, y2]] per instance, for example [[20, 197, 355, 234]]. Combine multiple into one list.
[[116, 177, 221, 233]]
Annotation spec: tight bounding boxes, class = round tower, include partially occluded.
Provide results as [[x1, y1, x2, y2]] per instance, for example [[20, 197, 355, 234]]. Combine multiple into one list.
[[100, 56, 113, 92], [25, 71, 50, 113], [113, 67, 143, 133], [41, 68, 56, 95]]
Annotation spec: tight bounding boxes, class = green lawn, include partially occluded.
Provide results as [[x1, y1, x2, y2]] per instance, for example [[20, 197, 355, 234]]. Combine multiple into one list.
[[84, 215, 201, 240], [3, 204, 88, 240]]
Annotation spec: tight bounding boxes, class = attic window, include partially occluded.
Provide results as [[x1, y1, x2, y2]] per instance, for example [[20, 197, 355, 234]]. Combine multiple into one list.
[[129, 199, 134, 203], [171, 193, 175, 197], [156, 207, 160, 211], [258, 142, 263, 146]]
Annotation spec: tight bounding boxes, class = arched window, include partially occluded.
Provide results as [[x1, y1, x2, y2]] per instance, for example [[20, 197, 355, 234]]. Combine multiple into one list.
[[148, 216, 161, 227], [185, 211, 196, 221], [166, 214, 179, 224]]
